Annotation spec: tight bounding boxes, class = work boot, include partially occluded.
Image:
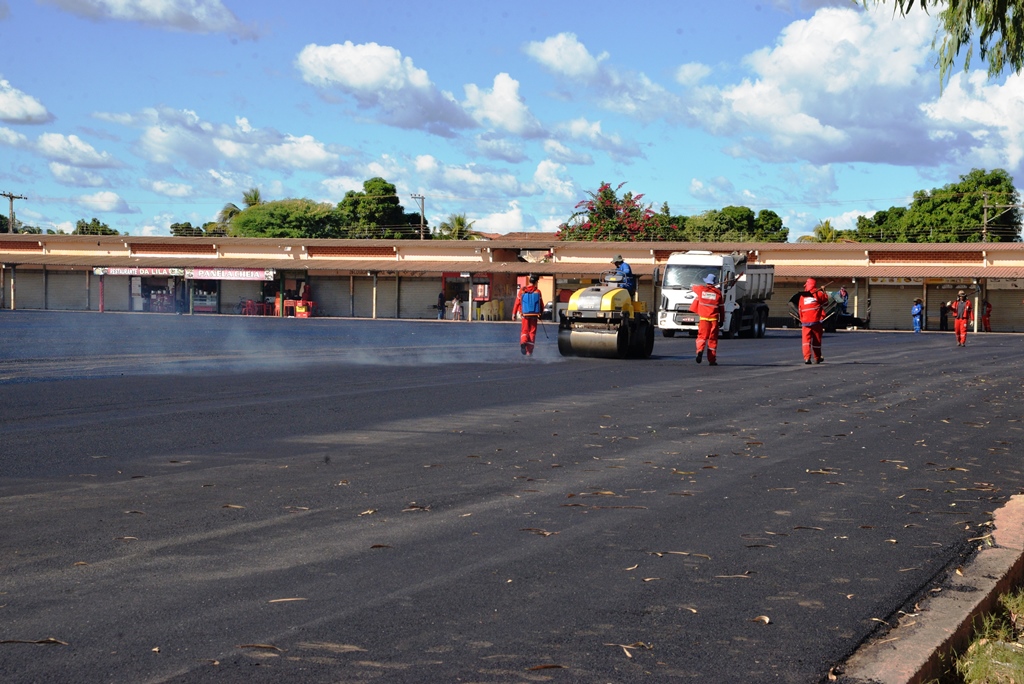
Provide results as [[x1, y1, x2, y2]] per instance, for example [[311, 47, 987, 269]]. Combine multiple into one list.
[[815, 357, 824, 364], [521, 343, 527, 355], [804, 358, 812, 365], [695, 350, 703, 364], [708, 360, 718, 366]]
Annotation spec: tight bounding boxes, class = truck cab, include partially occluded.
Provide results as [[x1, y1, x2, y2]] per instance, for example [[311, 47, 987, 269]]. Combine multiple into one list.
[[655, 251, 773, 338]]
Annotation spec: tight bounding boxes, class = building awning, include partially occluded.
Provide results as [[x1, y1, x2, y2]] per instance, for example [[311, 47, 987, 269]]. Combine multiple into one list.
[[772, 265, 1024, 279]]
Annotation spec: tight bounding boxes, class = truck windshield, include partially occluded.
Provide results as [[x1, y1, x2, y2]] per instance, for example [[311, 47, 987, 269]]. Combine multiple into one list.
[[662, 265, 720, 289]]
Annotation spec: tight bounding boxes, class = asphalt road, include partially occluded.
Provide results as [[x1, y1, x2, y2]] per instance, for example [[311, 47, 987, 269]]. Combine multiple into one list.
[[1, 311, 1022, 683]]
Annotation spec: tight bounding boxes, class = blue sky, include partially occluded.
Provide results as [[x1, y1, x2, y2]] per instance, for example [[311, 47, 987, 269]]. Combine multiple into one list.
[[1, 0, 1021, 240]]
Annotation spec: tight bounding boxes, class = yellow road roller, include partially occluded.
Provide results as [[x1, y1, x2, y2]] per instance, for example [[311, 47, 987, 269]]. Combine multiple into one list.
[[558, 271, 655, 359]]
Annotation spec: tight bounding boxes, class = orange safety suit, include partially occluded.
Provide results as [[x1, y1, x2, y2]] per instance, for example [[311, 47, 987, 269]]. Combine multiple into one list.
[[796, 278, 830, 363], [951, 296, 972, 346], [513, 284, 544, 356], [689, 283, 724, 365]]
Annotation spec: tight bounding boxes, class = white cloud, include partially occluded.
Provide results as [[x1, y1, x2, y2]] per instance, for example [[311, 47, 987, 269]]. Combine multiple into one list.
[[76, 190, 135, 213], [146, 179, 193, 197], [473, 201, 527, 233], [922, 71, 1024, 172], [50, 162, 105, 186], [463, 73, 543, 137], [557, 117, 642, 161], [675, 63, 712, 87], [0, 78, 53, 124], [526, 32, 681, 121], [0, 125, 29, 147], [531, 160, 575, 198], [260, 134, 337, 171], [689, 177, 737, 203], [295, 41, 475, 137], [543, 139, 592, 165], [524, 33, 606, 81], [39, 0, 257, 38], [476, 135, 528, 163], [687, 4, 939, 165], [37, 133, 119, 167], [320, 176, 365, 200]]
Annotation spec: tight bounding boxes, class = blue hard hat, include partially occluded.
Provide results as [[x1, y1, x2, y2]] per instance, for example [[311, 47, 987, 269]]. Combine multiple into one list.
[[703, 274, 717, 284]]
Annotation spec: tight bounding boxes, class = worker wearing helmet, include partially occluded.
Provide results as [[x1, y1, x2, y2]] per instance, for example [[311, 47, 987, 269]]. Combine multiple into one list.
[[611, 255, 636, 297], [513, 274, 545, 356], [791, 278, 829, 364], [950, 290, 972, 346], [689, 273, 725, 366]]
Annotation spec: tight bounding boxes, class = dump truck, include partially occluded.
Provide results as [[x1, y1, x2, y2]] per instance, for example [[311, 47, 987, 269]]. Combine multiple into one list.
[[654, 251, 774, 338], [557, 271, 655, 359]]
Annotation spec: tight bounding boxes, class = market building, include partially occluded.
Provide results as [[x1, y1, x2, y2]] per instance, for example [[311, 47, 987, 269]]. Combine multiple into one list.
[[2, 233, 1023, 332]]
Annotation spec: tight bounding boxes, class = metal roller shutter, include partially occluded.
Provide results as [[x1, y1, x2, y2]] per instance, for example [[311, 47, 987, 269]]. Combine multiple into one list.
[[870, 286, 922, 331], [219, 280, 261, 314], [352, 276, 398, 318], [310, 277, 349, 317], [375, 277, 398, 318], [47, 271, 89, 310], [400, 277, 443, 319], [103, 276, 130, 311], [16, 271, 45, 309], [767, 282, 802, 328], [925, 284, 965, 331], [986, 290, 1024, 332]]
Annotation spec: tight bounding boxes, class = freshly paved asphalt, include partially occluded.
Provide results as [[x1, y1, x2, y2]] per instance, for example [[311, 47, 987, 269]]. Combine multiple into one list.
[[1, 311, 1022, 683]]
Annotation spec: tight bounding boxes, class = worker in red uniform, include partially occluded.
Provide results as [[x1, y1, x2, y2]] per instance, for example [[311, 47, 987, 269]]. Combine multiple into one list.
[[982, 299, 992, 332], [513, 274, 544, 356], [790, 278, 830, 364], [689, 273, 725, 366], [950, 290, 973, 346]]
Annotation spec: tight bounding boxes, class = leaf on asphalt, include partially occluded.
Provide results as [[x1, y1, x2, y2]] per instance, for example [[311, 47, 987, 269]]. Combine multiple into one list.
[[880, 459, 904, 463], [521, 528, 557, 536], [152, 647, 160, 653], [765, 531, 788, 536], [359, 509, 377, 516], [403, 503, 431, 512], [702, 465, 718, 469], [826, 482, 846, 486], [746, 544, 776, 548], [750, 615, 770, 625], [114, 536, 138, 541], [904, 524, 920, 528], [336, 480, 350, 486], [370, 544, 391, 549], [870, 618, 889, 625], [268, 598, 307, 603], [624, 564, 638, 571], [828, 666, 840, 681], [797, 409, 810, 413], [669, 491, 695, 496], [237, 643, 283, 652], [793, 526, 824, 531], [672, 469, 696, 475], [643, 578, 662, 582], [124, 510, 145, 515], [956, 567, 964, 576], [0, 637, 68, 645], [682, 606, 698, 613], [527, 664, 566, 670], [715, 571, 754, 579], [806, 469, 837, 475], [222, 504, 245, 509], [885, 539, 898, 544], [73, 561, 89, 566], [846, 594, 855, 599], [605, 642, 652, 659], [746, 441, 764, 446], [590, 491, 615, 496], [899, 567, 921, 572]]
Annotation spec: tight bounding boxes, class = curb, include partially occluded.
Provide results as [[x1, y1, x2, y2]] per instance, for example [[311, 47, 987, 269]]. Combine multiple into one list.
[[842, 493, 1024, 683]]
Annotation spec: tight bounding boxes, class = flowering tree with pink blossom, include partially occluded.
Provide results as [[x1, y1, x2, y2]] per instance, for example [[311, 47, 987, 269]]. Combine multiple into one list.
[[556, 182, 683, 242]]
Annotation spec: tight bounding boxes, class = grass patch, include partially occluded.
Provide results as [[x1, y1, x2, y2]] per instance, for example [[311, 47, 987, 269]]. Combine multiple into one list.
[[957, 589, 1024, 683]]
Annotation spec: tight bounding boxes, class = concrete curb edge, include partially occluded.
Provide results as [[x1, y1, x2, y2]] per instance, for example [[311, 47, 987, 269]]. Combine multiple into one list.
[[842, 493, 1024, 684]]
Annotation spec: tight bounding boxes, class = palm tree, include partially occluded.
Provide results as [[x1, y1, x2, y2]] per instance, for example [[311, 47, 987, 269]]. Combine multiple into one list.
[[217, 188, 264, 230], [434, 213, 480, 240], [797, 219, 840, 243]]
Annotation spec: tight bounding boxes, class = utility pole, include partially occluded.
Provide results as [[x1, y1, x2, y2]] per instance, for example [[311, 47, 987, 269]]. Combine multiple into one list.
[[982, 193, 1024, 242], [411, 194, 425, 239], [1, 192, 27, 233]]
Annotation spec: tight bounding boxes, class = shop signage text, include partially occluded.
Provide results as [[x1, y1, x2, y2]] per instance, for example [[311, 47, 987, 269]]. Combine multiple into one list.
[[93, 267, 184, 276], [186, 267, 275, 281]]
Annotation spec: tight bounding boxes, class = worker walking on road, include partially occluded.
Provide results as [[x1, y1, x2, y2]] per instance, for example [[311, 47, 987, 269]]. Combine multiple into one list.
[[911, 298, 923, 334], [791, 278, 830, 364], [690, 273, 725, 366], [513, 274, 544, 356], [951, 290, 972, 346]]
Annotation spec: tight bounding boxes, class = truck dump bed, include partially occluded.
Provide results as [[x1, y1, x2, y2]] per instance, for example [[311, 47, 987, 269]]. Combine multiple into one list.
[[734, 264, 774, 301]]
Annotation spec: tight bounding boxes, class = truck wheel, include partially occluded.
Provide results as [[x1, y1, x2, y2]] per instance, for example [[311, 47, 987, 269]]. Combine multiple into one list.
[[662, 329, 676, 338], [756, 310, 767, 338]]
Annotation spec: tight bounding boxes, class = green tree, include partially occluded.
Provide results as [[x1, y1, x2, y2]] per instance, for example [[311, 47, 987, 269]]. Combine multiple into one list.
[[683, 209, 734, 241], [217, 187, 265, 232], [73, 218, 119, 235], [229, 199, 340, 239], [434, 213, 480, 240], [170, 221, 203, 237], [335, 178, 424, 239], [557, 182, 683, 241], [753, 209, 789, 242], [867, 1, 1024, 85]]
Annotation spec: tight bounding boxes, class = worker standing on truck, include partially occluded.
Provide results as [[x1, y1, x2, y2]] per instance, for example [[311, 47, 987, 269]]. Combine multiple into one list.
[[950, 290, 972, 346], [690, 273, 725, 366], [513, 274, 544, 356], [611, 255, 636, 297], [791, 278, 829, 364]]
